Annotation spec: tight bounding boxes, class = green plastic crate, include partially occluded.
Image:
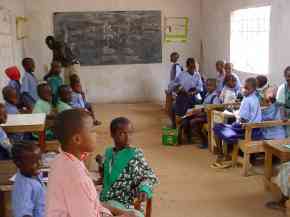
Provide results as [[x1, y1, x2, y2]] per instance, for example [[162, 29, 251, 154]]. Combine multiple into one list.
[[162, 127, 178, 146]]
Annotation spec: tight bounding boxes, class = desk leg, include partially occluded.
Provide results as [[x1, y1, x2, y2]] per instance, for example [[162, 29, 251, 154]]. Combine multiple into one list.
[[39, 131, 45, 151], [265, 149, 273, 189]]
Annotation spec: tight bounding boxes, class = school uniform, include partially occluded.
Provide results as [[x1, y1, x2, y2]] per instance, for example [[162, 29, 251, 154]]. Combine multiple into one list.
[[21, 72, 38, 105], [262, 103, 286, 140], [172, 71, 203, 93], [216, 72, 225, 93], [220, 86, 239, 104], [170, 63, 183, 81], [5, 102, 19, 114], [47, 75, 63, 106], [214, 91, 262, 144], [203, 91, 221, 105], [12, 172, 45, 217], [0, 127, 11, 160], [169, 71, 203, 128], [71, 92, 86, 109], [33, 99, 54, 140], [4, 102, 25, 142], [33, 99, 52, 114], [57, 100, 72, 113]]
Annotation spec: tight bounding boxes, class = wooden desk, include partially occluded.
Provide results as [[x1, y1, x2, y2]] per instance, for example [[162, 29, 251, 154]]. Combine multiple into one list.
[[1, 114, 46, 150], [264, 141, 290, 187]]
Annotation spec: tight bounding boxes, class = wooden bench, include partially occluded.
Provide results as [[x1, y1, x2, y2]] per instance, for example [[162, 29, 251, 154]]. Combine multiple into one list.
[[232, 120, 290, 176]]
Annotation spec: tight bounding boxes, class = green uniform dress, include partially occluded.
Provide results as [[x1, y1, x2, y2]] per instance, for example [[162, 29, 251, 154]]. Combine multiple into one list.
[[101, 147, 158, 217]]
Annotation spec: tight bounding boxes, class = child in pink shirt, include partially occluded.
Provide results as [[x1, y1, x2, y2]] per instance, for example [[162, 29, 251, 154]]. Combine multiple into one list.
[[46, 109, 136, 217]]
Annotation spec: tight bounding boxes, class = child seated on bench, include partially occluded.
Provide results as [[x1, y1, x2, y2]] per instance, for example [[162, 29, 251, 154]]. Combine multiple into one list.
[[5, 66, 21, 99], [46, 61, 63, 106], [56, 85, 72, 113], [33, 83, 55, 140], [212, 78, 262, 168], [2, 86, 27, 142], [0, 103, 12, 160], [261, 87, 286, 140], [96, 117, 158, 217], [11, 141, 45, 217], [220, 74, 241, 104], [70, 75, 101, 125], [256, 75, 270, 103], [3, 86, 21, 115], [181, 78, 221, 147]]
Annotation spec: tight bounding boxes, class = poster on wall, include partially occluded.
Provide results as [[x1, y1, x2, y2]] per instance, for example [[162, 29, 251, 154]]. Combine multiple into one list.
[[165, 17, 189, 43]]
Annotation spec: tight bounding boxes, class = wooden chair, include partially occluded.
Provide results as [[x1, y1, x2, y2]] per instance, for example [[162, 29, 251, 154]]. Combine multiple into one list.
[[134, 198, 153, 217], [232, 120, 290, 176]]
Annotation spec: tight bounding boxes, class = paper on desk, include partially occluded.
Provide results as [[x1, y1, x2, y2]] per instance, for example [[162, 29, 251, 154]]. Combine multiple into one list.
[[284, 144, 290, 149]]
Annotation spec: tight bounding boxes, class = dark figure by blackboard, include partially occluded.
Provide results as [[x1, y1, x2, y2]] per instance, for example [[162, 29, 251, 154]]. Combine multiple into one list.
[[45, 36, 80, 84]]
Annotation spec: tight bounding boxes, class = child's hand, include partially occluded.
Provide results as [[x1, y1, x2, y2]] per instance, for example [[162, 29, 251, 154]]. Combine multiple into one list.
[[95, 154, 103, 165], [138, 192, 148, 202]]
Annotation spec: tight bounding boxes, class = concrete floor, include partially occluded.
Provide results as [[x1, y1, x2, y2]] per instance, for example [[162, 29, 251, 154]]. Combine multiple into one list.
[[92, 103, 284, 217]]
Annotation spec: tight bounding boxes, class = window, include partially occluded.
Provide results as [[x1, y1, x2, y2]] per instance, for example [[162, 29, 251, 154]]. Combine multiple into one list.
[[230, 6, 271, 74]]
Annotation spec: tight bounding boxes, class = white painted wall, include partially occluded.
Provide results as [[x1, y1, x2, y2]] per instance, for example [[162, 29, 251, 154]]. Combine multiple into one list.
[[23, 0, 201, 103], [201, 0, 286, 84], [0, 0, 25, 101]]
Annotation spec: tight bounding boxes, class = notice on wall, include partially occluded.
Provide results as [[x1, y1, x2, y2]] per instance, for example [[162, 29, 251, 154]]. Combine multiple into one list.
[[165, 17, 189, 43]]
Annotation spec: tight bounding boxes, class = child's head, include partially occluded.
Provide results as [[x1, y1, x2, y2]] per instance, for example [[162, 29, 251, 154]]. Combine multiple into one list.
[[5, 66, 21, 81], [50, 61, 62, 75], [69, 74, 80, 84], [0, 103, 7, 124], [243, 77, 257, 96], [58, 85, 72, 103], [2, 86, 18, 105], [216, 60, 225, 73], [170, 52, 179, 63], [46, 36, 55, 50], [186, 58, 196, 73], [224, 74, 237, 89], [55, 109, 96, 153], [224, 62, 233, 75], [110, 117, 133, 149], [256, 75, 268, 89], [264, 87, 277, 104], [70, 75, 82, 93], [37, 83, 52, 102], [12, 141, 41, 177], [284, 66, 290, 86], [22, 57, 35, 73], [206, 79, 217, 93]]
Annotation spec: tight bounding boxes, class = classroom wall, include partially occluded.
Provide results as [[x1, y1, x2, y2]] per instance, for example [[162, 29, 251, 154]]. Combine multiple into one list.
[[0, 0, 25, 102], [23, 0, 201, 103], [200, 0, 290, 86]]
